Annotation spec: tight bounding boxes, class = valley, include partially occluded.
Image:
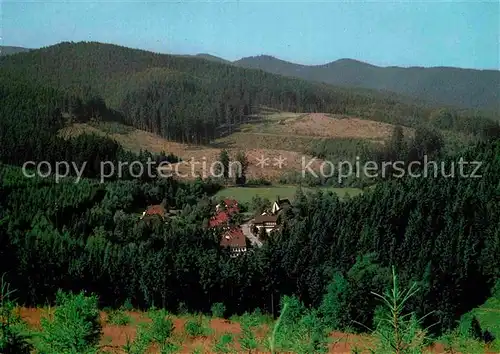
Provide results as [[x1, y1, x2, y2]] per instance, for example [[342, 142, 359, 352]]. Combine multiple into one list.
[[0, 38, 499, 354]]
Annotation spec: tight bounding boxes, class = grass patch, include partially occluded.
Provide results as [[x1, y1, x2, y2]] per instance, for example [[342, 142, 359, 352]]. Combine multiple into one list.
[[215, 185, 362, 204]]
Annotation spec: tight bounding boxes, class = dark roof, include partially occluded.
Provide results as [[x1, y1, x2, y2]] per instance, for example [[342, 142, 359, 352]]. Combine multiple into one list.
[[220, 227, 246, 248], [253, 214, 278, 224]]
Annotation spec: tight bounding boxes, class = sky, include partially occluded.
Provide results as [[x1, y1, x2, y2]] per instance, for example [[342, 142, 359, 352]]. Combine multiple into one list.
[[2, 0, 499, 70]]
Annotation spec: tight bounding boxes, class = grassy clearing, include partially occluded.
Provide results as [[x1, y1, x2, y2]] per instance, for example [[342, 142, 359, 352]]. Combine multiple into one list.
[[214, 185, 363, 204], [437, 288, 500, 353]]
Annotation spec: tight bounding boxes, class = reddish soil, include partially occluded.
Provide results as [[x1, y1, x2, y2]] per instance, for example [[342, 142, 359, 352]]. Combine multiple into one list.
[[17, 308, 478, 353]]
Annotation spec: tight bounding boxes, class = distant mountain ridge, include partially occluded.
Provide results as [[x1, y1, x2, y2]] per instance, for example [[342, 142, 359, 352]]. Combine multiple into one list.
[[2, 42, 498, 110], [194, 53, 230, 64], [0, 46, 31, 56], [232, 55, 500, 111]]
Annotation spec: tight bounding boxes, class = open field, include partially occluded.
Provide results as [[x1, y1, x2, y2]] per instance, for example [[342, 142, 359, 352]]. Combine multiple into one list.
[[215, 185, 363, 204]]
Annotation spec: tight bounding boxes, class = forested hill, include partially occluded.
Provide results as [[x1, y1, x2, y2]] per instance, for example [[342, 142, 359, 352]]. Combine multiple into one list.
[[0, 45, 31, 56], [0, 41, 427, 141], [1, 41, 498, 145], [233, 55, 500, 111]]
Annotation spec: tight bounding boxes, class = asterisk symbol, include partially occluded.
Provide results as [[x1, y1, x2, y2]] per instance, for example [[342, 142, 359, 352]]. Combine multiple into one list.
[[273, 155, 287, 168], [256, 155, 270, 168]]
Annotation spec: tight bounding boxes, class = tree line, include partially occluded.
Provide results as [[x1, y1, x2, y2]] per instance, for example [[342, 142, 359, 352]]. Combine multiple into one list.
[[0, 79, 180, 181]]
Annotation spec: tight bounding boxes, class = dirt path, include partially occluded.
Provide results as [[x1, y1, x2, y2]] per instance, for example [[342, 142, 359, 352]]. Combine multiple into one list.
[[241, 221, 262, 248]]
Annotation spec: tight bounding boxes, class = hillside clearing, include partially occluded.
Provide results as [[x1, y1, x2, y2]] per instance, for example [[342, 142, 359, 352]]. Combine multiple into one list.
[[59, 122, 327, 181], [238, 112, 413, 141], [58, 110, 405, 182]]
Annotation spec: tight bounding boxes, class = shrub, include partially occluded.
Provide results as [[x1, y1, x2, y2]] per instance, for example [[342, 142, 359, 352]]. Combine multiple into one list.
[[35, 290, 102, 354], [148, 309, 174, 343], [318, 272, 349, 330], [213, 333, 234, 353], [369, 266, 432, 354], [0, 275, 32, 353], [235, 308, 272, 329], [184, 317, 211, 338], [121, 298, 134, 311], [159, 341, 180, 354], [211, 302, 226, 318], [123, 309, 175, 354], [123, 326, 151, 354], [239, 324, 259, 352], [177, 302, 188, 316], [107, 309, 131, 326], [246, 178, 271, 186]]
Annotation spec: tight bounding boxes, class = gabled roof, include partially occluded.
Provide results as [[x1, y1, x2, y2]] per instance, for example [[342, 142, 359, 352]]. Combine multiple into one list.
[[211, 199, 240, 228], [224, 198, 238, 208], [253, 214, 278, 224], [220, 227, 246, 248], [209, 212, 230, 228], [218, 199, 240, 214]]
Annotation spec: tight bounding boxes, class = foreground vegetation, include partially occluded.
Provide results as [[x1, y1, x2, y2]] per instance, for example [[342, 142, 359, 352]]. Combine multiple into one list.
[[2, 271, 498, 353]]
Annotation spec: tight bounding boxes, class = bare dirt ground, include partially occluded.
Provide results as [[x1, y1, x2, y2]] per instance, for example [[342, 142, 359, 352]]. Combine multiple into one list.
[[18, 308, 374, 353], [17, 308, 469, 353]]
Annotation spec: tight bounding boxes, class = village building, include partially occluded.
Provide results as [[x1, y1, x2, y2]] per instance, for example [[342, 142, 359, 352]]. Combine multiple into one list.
[[140, 198, 167, 221], [210, 199, 239, 229], [215, 199, 239, 214], [252, 214, 278, 234], [220, 227, 247, 257]]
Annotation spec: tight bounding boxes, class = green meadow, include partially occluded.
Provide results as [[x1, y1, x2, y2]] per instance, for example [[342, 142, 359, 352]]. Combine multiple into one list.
[[214, 185, 363, 204]]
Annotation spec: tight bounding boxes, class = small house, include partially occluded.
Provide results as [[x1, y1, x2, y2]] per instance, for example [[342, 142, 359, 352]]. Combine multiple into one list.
[[216, 199, 240, 214], [220, 227, 247, 257], [252, 214, 278, 234], [140, 198, 167, 221], [210, 199, 240, 229]]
